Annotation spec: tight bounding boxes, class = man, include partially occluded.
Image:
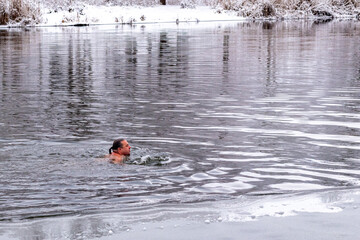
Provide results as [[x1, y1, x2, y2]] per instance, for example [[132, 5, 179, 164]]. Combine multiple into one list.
[[107, 138, 131, 163]]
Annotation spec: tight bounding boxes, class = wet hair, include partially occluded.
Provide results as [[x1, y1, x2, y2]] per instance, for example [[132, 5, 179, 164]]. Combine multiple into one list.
[[109, 138, 125, 154]]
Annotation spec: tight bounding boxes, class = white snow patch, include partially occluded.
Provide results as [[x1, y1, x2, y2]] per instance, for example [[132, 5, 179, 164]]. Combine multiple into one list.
[[40, 5, 245, 26]]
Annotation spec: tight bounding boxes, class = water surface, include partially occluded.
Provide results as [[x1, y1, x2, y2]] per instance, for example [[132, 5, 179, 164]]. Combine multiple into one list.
[[1, 20, 360, 238]]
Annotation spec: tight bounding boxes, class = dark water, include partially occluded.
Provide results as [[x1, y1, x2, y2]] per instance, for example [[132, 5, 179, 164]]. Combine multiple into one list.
[[1, 20, 360, 235]]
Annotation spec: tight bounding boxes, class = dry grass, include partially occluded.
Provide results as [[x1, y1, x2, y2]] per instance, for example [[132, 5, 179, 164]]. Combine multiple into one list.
[[0, 0, 40, 25]]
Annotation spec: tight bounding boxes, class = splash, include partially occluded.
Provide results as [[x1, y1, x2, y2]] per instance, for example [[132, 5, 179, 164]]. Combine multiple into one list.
[[127, 148, 171, 166]]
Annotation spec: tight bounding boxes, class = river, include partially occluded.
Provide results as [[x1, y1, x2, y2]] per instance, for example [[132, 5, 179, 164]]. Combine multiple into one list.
[[1, 20, 360, 239]]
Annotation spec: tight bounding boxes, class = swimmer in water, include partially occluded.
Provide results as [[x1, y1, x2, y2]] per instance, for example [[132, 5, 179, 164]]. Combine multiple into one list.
[[106, 138, 131, 163]]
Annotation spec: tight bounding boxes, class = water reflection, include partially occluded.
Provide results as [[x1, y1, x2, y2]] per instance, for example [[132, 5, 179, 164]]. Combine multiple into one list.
[[222, 30, 229, 74], [0, 21, 360, 236]]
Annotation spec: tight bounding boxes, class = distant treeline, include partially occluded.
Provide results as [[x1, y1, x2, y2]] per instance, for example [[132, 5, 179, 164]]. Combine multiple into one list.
[[1, 0, 359, 25]]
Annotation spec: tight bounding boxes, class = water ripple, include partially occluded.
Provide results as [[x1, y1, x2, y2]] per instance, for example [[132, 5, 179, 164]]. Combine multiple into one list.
[[1, 22, 360, 224]]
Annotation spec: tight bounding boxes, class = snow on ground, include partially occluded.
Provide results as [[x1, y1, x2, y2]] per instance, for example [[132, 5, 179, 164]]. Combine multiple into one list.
[[1, 1, 359, 27], [40, 5, 244, 26]]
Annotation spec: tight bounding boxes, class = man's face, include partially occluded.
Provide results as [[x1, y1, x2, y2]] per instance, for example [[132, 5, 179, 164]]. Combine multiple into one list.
[[118, 140, 131, 156]]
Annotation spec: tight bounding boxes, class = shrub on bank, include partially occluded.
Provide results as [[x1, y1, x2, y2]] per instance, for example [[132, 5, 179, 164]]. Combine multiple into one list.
[[0, 0, 41, 25], [213, 0, 360, 19]]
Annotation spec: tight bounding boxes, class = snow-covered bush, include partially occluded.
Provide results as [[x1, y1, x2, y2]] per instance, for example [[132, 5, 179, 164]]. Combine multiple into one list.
[[180, 0, 196, 8], [213, 0, 360, 19], [0, 0, 40, 25]]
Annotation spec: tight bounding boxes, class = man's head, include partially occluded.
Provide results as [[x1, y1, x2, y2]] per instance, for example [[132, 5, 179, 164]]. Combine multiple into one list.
[[110, 138, 131, 156]]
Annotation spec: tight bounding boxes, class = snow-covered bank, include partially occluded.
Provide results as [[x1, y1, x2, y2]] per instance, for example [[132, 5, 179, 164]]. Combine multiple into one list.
[[30, 2, 360, 27], [1, 0, 360, 27], [40, 5, 245, 26]]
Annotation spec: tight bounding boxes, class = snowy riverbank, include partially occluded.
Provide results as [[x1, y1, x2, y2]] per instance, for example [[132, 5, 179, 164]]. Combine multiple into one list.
[[31, 3, 360, 27], [40, 5, 245, 26], [1, 0, 360, 27]]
